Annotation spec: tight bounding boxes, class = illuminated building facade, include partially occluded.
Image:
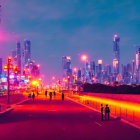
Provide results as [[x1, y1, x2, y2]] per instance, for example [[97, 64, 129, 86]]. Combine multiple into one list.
[[16, 42, 21, 74], [24, 40, 31, 65], [90, 61, 95, 78], [62, 56, 72, 79], [135, 46, 140, 83], [113, 34, 120, 75]]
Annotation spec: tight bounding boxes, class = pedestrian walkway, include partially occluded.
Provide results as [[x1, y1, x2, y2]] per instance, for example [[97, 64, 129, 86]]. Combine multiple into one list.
[[0, 94, 140, 140]]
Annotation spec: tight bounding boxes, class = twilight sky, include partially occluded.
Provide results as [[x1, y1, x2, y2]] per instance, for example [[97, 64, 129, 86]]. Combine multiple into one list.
[[0, 0, 140, 84]]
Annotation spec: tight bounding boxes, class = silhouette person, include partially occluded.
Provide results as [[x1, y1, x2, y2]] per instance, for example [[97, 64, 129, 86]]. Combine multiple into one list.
[[105, 104, 110, 120], [62, 93, 64, 101], [53, 91, 56, 98], [32, 92, 35, 102], [101, 104, 104, 120], [45, 90, 47, 97], [49, 92, 52, 101]]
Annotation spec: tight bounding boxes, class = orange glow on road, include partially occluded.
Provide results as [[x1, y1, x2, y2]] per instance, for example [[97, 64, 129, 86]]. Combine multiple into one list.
[[73, 95, 140, 112]]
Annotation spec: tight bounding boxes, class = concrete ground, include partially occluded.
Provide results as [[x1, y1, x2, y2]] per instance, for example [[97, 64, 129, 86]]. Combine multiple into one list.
[[0, 94, 140, 140]]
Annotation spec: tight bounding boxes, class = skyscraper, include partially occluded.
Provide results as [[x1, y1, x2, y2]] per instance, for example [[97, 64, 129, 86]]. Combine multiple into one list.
[[16, 41, 21, 74], [113, 34, 120, 75], [62, 56, 72, 78], [90, 61, 95, 77], [24, 40, 31, 65], [132, 59, 135, 75], [135, 46, 140, 83], [77, 69, 81, 80]]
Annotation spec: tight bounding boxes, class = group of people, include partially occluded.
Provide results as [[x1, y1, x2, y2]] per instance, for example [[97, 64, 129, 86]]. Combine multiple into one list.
[[45, 90, 65, 101], [101, 104, 110, 120], [45, 90, 56, 100]]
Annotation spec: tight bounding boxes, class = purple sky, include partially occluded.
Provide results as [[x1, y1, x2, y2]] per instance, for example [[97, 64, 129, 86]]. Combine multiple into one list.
[[0, 0, 140, 84]]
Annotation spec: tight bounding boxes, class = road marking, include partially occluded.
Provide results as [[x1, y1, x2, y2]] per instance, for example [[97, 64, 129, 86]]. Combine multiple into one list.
[[95, 121, 102, 127], [48, 110, 56, 112]]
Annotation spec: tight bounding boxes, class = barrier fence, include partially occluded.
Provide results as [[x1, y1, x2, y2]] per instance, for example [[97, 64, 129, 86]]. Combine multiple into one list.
[[65, 91, 140, 127]]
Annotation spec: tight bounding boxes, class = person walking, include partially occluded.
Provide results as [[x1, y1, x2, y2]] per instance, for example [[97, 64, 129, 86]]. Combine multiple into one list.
[[105, 104, 110, 120], [101, 104, 104, 120], [53, 91, 56, 98], [45, 90, 47, 97], [49, 92, 52, 101], [32, 92, 35, 102], [62, 92, 64, 101]]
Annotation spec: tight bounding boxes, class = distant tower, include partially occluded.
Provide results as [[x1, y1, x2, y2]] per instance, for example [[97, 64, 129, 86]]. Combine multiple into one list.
[[98, 59, 102, 73], [24, 40, 31, 64], [135, 46, 140, 83], [98, 59, 103, 83], [113, 34, 120, 75], [132, 59, 135, 75], [16, 41, 21, 74], [11, 50, 17, 65], [62, 56, 72, 79], [77, 69, 81, 80]]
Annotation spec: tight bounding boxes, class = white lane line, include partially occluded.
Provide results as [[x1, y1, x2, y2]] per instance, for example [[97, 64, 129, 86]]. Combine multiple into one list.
[[95, 121, 102, 127]]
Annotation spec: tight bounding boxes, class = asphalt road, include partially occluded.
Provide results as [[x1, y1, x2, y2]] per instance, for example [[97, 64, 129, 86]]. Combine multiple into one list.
[[0, 94, 140, 140]]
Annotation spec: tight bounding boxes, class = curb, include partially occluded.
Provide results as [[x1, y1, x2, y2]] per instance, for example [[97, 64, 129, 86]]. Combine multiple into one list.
[[67, 96, 140, 130], [0, 98, 30, 116]]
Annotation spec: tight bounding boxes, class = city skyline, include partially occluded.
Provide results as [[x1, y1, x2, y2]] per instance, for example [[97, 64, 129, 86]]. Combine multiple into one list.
[[1, 0, 140, 83]]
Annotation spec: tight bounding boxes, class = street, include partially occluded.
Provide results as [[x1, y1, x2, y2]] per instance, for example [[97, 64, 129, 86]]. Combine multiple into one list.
[[0, 94, 140, 140]]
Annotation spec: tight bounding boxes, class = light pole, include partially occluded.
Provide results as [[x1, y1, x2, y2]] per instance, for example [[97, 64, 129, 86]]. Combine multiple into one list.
[[81, 55, 87, 83], [7, 57, 12, 104]]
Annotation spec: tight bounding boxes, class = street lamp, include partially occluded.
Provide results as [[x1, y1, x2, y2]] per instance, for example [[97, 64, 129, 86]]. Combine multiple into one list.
[[63, 78, 67, 90], [7, 57, 12, 104], [31, 80, 39, 95], [81, 55, 88, 82]]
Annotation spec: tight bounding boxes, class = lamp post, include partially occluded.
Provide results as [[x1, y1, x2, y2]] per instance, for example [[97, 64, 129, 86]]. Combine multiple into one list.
[[7, 57, 12, 104], [31, 80, 39, 95], [81, 55, 87, 82]]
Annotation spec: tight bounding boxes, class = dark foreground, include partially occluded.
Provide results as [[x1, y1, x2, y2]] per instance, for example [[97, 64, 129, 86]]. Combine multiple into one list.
[[0, 95, 140, 140]]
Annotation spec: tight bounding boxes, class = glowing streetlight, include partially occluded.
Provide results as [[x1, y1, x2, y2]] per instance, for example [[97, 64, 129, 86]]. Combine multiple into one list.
[[7, 57, 12, 104], [31, 80, 39, 86], [73, 68, 77, 72], [81, 55, 87, 61], [81, 55, 88, 82]]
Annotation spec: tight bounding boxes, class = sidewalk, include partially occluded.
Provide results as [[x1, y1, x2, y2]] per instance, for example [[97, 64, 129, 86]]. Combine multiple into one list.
[[0, 94, 29, 114]]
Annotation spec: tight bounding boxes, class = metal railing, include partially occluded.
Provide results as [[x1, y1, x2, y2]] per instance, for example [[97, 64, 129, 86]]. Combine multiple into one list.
[[66, 91, 140, 127]]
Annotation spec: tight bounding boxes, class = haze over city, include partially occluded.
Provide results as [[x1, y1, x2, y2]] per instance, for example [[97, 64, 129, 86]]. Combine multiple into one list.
[[1, 0, 140, 83], [0, 1, 140, 140]]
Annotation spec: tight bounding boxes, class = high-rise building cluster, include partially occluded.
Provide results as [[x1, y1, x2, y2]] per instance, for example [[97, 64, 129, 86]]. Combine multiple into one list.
[[0, 40, 40, 89], [62, 34, 140, 85]]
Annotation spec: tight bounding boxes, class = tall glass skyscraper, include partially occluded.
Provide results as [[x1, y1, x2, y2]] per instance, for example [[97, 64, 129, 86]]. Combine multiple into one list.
[[62, 56, 72, 79], [135, 46, 140, 83], [113, 34, 120, 75], [17, 41, 21, 74], [24, 40, 31, 65]]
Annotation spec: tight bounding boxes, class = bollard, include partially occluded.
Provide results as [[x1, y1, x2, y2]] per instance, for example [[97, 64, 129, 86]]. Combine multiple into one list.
[[133, 111, 135, 122], [120, 108, 121, 118], [126, 109, 127, 120]]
